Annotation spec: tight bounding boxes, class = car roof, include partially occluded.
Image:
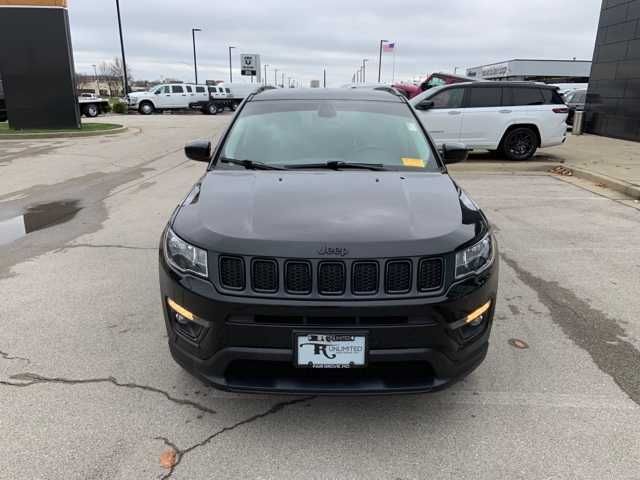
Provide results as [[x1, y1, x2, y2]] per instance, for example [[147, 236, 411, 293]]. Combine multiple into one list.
[[250, 87, 404, 102]]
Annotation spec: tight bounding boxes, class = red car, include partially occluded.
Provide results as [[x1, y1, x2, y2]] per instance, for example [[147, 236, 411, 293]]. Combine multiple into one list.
[[394, 72, 475, 99]]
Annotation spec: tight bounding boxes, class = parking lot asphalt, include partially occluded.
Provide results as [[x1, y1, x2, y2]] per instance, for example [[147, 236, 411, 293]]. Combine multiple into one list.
[[1, 115, 639, 480]]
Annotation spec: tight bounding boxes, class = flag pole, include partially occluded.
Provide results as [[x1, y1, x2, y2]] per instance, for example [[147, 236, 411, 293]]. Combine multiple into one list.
[[392, 42, 396, 82], [378, 39, 387, 83]]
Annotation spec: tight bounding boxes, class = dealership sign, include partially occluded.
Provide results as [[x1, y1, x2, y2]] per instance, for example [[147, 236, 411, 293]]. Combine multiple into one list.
[[240, 53, 261, 81], [480, 63, 510, 78]]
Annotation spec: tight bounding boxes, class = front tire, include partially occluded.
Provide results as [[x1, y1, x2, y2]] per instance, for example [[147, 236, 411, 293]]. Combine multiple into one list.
[[500, 127, 538, 160], [138, 101, 154, 115]]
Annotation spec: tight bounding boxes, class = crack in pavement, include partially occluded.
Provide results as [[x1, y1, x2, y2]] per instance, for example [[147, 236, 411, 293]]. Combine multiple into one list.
[[0, 349, 30, 364], [53, 243, 157, 252], [0, 372, 217, 416], [156, 395, 316, 479]]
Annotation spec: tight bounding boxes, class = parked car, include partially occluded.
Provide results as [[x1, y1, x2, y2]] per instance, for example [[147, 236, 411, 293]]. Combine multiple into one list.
[[394, 72, 477, 99], [77, 94, 110, 118], [563, 88, 586, 126], [127, 83, 209, 114], [411, 81, 568, 160], [159, 88, 499, 394]]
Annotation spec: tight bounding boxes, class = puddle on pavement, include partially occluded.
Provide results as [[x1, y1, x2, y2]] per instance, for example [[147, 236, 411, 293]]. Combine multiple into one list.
[[0, 200, 81, 246]]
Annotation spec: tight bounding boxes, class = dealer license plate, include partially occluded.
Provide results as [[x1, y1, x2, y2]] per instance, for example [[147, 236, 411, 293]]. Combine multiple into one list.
[[295, 333, 366, 368]]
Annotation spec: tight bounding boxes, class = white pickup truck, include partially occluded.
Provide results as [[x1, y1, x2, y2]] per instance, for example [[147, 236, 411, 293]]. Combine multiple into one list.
[[127, 83, 259, 115], [78, 94, 111, 117]]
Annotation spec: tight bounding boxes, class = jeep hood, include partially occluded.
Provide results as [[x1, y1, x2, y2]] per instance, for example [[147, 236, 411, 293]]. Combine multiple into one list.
[[172, 171, 485, 258]]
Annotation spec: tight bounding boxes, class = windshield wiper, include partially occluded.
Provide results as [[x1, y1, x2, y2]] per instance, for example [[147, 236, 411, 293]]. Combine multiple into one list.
[[285, 161, 388, 171], [219, 157, 286, 170]]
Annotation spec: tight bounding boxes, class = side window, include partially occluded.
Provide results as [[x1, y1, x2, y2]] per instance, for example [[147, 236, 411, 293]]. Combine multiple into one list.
[[171, 85, 184, 94], [430, 88, 464, 109], [195, 86, 205, 93], [504, 87, 544, 106], [185, 85, 192, 93], [466, 87, 502, 108], [225, 88, 231, 93], [161, 86, 170, 94]]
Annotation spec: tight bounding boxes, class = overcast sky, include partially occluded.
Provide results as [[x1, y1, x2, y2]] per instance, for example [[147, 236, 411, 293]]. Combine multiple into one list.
[[69, 0, 602, 86]]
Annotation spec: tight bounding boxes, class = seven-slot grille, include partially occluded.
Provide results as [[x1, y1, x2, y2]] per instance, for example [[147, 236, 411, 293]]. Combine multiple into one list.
[[218, 256, 445, 296]]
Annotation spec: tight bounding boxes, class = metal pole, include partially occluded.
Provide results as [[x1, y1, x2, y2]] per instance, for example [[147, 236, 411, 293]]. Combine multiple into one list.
[[362, 59, 368, 83], [228, 46, 235, 83], [323, 68, 326, 88], [274, 68, 278, 86], [192, 28, 201, 84], [281, 72, 284, 88], [115, 0, 129, 95], [378, 39, 387, 83], [264, 64, 269, 85]]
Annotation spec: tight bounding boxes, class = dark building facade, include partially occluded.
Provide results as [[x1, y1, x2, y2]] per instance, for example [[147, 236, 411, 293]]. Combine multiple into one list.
[[586, 0, 640, 141], [0, 0, 80, 129]]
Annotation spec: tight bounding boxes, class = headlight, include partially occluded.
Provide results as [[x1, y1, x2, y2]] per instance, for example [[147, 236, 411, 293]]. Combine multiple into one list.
[[165, 228, 208, 277], [455, 233, 493, 279]]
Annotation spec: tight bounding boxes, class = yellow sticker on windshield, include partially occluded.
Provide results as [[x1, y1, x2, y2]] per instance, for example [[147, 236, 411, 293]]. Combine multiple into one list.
[[401, 158, 425, 168]]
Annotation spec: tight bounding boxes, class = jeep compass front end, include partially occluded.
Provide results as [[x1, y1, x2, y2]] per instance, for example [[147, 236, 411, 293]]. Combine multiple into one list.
[[159, 88, 498, 394]]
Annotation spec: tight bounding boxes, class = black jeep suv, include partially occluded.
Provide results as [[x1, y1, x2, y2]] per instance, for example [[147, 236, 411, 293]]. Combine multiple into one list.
[[159, 88, 498, 394]]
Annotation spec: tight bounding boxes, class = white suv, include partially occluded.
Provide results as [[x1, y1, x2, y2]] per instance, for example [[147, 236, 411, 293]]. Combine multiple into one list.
[[127, 84, 209, 115], [411, 82, 568, 160]]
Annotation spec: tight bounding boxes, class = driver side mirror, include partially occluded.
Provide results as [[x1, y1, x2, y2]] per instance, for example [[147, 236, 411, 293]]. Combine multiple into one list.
[[415, 100, 434, 111], [441, 143, 470, 164], [184, 140, 212, 162]]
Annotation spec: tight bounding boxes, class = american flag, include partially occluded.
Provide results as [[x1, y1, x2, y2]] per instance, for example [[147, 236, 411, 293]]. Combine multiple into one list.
[[383, 42, 395, 52]]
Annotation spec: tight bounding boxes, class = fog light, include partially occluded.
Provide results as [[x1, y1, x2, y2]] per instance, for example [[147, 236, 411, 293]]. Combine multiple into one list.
[[465, 301, 491, 326], [167, 298, 197, 322], [167, 298, 204, 340]]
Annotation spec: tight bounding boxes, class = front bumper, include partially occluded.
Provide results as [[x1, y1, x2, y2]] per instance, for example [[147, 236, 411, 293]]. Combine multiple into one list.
[[159, 252, 498, 395]]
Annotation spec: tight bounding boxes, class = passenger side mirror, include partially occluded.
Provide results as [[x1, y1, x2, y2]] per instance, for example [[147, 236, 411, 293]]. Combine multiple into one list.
[[416, 100, 434, 111], [184, 140, 212, 162], [441, 143, 470, 164]]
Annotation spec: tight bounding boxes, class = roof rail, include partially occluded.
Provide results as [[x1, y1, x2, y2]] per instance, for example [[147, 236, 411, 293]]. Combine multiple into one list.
[[246, 85, 277, 102]]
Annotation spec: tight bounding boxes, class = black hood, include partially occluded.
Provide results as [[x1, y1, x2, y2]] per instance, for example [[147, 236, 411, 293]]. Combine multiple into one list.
[[172, 170, 486, 258]]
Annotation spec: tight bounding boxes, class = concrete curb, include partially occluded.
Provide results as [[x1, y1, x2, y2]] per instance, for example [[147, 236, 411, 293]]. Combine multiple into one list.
[[562, 166, 640, 200], [0, 125, 127, 140]]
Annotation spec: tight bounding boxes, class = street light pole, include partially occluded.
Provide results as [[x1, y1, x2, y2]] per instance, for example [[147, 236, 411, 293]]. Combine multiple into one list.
[[228, 46, 236, 83], [323, 68, 326, 88], [378, 39, 388, 83], [274, 68, 278, 86], [362, 59, 368, 83], [114, 0, 129, 95], [192, 28, 202, 84], [281, 72, 285, 88], [264, 64, 269, 85]]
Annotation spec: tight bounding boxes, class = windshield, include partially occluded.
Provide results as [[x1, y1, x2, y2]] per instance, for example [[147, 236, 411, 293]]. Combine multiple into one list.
[[219, 100, 438, 171]]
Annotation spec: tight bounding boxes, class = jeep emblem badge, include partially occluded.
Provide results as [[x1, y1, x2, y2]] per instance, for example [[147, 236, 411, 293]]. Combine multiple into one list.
[[318, 245, 349, 257]]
